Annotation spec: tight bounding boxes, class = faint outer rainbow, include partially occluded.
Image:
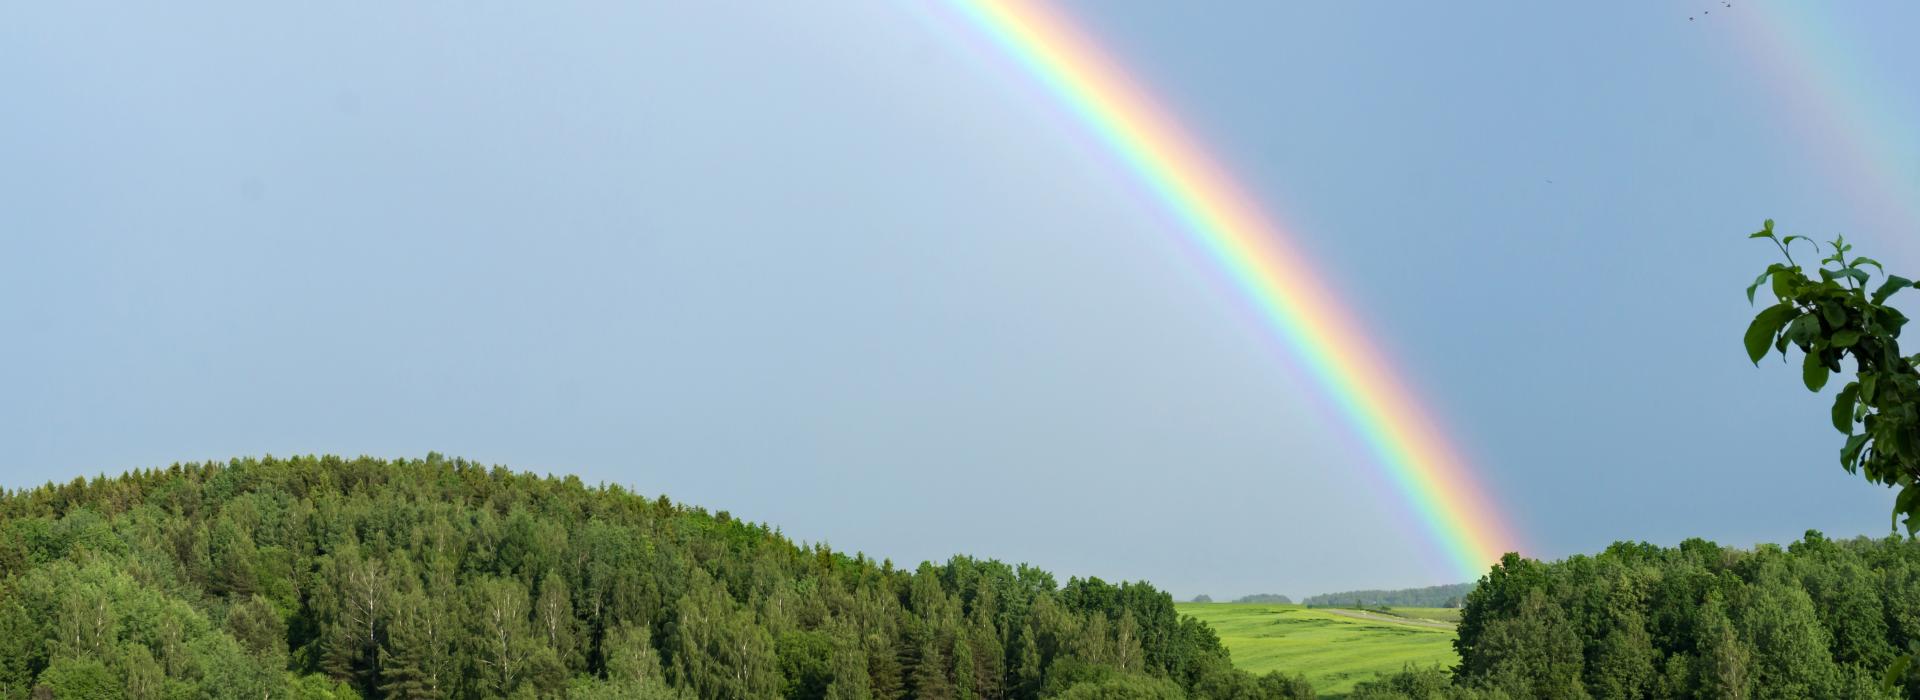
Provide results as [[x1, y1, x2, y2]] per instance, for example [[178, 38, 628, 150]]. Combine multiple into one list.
[[948, 0, 1520, 578], [1729, 6, 1920, 256]]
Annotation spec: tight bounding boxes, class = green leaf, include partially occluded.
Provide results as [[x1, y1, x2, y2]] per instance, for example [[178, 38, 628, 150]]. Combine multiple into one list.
[[1745, 304, 1799, 364], [1834, 383, 1860, 434], [1884, 306, 1909, 332], [1822, 303, 1848, 327], [1854, 256, 1885, 273], [1787, 314, 1821, 348], [1843, 433, 1871, 470], [1750, 231, 1776, 239], [1804, 350, 1831, 391], [1765, 219, 1775, 232], [1898, 485, 1920, 534], [1873, 275, 1912, 305], [1772, 268, 1800, 299], [1832, 329, 1862, 347], [1747, 270, 1772, 303]]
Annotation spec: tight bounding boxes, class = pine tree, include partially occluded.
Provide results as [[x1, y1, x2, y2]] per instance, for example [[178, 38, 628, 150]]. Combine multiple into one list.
[[967, 609, 1005, 700], [866, 631, 906, 700], [910, 630, 957, 700], [954, 636, 976, 700], [210, 516, 258, 597], [382, 590, 454, 699]]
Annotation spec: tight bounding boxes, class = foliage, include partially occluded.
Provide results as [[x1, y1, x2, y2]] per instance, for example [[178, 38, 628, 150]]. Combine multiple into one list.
[[0, 455, 1308, 699], [1230, 594, 1291, 605], [1300, 584, 1471, 609], [1346, 666, 1505, 700], [1398, 534, 1912, 699], [1745, 221, 1920, 531]]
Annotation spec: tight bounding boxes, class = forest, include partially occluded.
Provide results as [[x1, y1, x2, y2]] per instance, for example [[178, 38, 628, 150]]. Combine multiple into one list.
[[1299, 584, 1471, 610], [0, 454, 1314, 699], [1347, 533, 1920, 699]]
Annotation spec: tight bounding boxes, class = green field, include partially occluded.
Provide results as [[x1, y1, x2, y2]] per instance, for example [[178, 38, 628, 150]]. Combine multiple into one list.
[[1176, 603, 1459, 696], [1374, 606, 1462, 624]]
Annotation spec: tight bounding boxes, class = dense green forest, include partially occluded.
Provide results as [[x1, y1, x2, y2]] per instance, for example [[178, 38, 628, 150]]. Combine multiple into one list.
[[1347, 532, 1920, 699], [0, 455, 1315, 699], [1300, 585, 1469, 609]]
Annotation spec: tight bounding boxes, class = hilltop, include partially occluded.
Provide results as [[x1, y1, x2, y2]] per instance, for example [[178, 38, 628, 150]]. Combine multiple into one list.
[[0, 455, 1313, 699]]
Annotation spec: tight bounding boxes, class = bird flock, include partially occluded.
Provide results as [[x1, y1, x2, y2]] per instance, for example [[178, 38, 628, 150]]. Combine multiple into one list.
[[1691, 2, 1734, 21]]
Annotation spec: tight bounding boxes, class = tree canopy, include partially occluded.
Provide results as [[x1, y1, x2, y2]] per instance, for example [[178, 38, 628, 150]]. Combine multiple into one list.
[[0, 455, 1312, 699], [1352, 533, 1918, 699], [1300, 584, 1468, 609]]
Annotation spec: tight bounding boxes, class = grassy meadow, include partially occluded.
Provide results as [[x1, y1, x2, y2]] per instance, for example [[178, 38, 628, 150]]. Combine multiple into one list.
[[1176, 603, 1459, 696], [1373, 606, 1461, 624]]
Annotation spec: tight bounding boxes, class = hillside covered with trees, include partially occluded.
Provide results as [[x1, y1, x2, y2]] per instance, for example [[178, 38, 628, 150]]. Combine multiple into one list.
[[0, 455, 1315, 699]]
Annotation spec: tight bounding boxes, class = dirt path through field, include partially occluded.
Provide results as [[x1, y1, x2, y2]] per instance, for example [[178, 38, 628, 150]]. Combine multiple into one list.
[[1322, 608, 1457, 630]]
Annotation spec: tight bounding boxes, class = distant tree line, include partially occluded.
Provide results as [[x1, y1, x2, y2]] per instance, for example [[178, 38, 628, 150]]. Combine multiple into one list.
[[0, 455, 1316, 699], [1231, 595, 1292, 605], [1300, 583, 1470, 609], [1181, 594, 1290, 605], [1349, 532, 1920, 699]]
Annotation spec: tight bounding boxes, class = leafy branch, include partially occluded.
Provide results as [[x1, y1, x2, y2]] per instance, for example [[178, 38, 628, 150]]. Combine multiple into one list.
[[1746, 220, 1920, 531]]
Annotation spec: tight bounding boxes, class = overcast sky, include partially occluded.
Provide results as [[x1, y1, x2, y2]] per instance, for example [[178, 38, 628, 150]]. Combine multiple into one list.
[[3, 2, 1918, 598]]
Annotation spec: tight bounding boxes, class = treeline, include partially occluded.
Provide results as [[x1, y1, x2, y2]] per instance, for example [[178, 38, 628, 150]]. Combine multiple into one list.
[[1232, 595, 1292, 605], [1300, 583, 1470, 609], [1181, 595, 1290, 605], [1349, 531, 1920, 699], [0, 455, 1314, 699]]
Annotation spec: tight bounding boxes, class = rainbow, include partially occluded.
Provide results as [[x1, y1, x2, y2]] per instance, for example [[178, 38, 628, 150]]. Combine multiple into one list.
[[946, 0, 1521, 579], [1728, 6, 1920, 258]]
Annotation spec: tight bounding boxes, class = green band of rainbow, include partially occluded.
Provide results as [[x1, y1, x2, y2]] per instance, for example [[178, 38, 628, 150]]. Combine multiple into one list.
[[950, 0, 1521, 579]]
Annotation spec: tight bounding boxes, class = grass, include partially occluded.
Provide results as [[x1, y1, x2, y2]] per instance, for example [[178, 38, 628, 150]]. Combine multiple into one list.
[[1377, 607, 1462, 624], [1176, 603, 1458, 697]]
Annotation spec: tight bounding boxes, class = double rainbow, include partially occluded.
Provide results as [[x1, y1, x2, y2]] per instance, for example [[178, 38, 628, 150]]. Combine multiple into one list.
[[948, 0, 1521, 579]]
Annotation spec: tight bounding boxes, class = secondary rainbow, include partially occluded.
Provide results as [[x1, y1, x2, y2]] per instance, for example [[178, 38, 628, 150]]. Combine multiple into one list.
[[948, 0, 1520, 578], [1729, 6, 1920, 258]]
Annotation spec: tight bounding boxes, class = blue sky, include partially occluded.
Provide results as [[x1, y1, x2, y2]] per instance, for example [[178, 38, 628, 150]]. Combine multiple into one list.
[[3, 2, 1917, 598]]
